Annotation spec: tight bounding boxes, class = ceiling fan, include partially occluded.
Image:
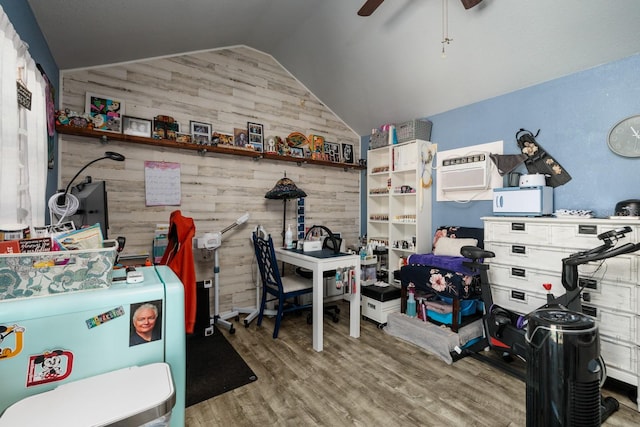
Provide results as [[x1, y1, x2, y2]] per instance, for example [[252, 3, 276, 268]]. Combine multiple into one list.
[[358, 0, 482, 16]]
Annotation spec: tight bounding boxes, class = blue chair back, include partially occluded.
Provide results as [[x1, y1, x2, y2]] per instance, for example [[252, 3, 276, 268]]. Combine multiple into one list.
[[252, 232, 283, 296]]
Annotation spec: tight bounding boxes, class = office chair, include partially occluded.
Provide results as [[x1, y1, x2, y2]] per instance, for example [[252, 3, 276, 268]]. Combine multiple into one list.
[[295, 228, 343, 323], [252, 232, 314, 339]]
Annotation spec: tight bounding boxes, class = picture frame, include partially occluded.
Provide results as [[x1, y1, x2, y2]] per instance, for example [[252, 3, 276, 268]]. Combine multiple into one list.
[[190, 120, 211, 144], [154, 116, 179, 140], [290, 147, 304, 158], [122, 116, 152, 138], [85, 92, 125, 133], [213, 132, 234, 147], [324, 141, 340, 162], [310, 134, 325, 160], [341, 143, 354, 164], [234, 128, 249, 148], [247, 122, 264, 151]]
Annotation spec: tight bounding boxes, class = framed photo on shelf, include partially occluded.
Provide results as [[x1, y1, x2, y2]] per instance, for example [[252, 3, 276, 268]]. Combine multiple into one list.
[[290, 147, 304, 158], [341, 143, 354, 164], [154, 116, 179, 140], [213, 132, 234, 147], [190, 120, 211, 144], [122, 116, 152, 138], [85, 92, 125, 133], [309, 134, 325, 160], [234, 127, 249, 147], [247, 122, 263, 151], [324, 141, 340, 162]]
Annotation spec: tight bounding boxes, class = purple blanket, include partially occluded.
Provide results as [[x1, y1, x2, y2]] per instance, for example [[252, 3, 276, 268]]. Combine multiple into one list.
[[407, 254, 478, 276]]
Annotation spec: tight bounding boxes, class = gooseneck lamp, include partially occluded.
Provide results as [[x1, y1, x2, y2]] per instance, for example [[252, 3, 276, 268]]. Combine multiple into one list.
[[49, 151, 125, 225], [57, 151, 125, 206]]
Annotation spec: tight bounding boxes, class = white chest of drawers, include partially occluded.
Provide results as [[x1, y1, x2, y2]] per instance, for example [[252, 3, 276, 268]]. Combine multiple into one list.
[[483, 216, 640, 410]]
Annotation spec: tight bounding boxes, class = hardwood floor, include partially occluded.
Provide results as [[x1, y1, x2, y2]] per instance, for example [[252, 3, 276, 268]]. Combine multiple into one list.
[[185, 302, 640, 426]]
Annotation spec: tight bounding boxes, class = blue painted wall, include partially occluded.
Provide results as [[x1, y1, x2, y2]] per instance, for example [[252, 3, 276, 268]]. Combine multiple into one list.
[[362, 53, 640, 236], [1, 0, 59, 217]]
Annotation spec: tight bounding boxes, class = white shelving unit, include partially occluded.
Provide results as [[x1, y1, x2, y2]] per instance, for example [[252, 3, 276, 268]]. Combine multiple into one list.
[[366, 139, 434, 284]]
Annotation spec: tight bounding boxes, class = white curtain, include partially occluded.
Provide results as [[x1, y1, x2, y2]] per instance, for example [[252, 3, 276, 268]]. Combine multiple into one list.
[[0, 6, 48, 228]]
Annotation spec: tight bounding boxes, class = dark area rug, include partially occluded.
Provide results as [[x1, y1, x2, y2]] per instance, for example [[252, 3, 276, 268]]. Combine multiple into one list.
[[186, 327, 258, 407]]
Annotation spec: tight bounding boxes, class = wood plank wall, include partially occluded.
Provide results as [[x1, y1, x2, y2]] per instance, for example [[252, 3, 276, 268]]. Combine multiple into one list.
[[58, 46, 361, 313]]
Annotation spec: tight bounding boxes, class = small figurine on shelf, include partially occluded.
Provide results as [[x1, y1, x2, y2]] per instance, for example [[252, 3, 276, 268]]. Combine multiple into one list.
[[55, 109, 70, 125], [56, 108, 91, 128], [265, 135, 278, 153]]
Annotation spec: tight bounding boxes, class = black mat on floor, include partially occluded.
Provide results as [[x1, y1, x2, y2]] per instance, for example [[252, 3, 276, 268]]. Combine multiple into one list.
[[186, 327, 257, 407]]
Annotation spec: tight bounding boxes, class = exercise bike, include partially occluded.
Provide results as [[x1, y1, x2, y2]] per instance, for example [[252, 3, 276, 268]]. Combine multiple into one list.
[[460, 226, 640, 425]]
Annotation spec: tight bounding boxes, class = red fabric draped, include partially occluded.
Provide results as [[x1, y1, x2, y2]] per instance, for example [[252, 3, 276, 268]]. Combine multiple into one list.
[[160, 210, 197, 334]]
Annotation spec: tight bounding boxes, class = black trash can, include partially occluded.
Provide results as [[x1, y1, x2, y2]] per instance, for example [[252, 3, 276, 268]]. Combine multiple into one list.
[[525, 308, 601, 427]]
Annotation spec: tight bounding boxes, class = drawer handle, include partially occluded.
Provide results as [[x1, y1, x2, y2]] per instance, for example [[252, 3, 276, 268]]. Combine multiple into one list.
[[511, 268, 526, 277], [578, 225, 597, 235], [512, 245, 526, 254], [578, 278, 598, 290], [511, 290, 525, 301], [582, 305, 598, 317], [511, 223, 525, 231]]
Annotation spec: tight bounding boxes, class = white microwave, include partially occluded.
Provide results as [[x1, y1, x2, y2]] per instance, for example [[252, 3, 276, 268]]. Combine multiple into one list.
[[493, 186, 553, 216]]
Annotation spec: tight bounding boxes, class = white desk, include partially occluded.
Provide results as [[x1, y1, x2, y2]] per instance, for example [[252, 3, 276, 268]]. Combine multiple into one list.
[[275, 248, 360, 352]]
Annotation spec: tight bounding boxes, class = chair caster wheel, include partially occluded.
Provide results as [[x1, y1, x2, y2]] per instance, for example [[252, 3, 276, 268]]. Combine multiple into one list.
[[229, 326, 236, 334], [332, 315, 339, 323], [235, 315, 240, 322]]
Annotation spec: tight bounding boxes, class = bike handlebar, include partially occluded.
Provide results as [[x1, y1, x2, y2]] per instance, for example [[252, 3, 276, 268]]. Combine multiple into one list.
[[564, 242, 640, 266], [561, 229, 640, 291]]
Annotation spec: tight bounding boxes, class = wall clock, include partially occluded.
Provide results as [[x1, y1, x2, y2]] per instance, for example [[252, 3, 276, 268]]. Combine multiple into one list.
[[607, 114, 640, 157]]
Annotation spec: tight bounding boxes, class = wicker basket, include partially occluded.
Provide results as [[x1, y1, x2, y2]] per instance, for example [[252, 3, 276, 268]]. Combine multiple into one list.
[[369, 130, 389, 149], [0, 243, 118, 300], [395, 119, 432, 143]]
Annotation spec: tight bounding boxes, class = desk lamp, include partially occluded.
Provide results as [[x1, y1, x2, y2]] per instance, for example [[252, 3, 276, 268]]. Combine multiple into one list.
[[57, 151, 125, 207], [50, 151, 125, 226], [264, 172, 307, 247]]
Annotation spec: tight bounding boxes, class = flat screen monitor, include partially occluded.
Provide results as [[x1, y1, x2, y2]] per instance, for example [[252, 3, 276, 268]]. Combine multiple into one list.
[[69, 180, 110, 239]]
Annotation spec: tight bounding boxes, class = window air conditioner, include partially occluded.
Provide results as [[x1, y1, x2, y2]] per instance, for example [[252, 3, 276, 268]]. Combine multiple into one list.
[[439, 154, 490, 192]]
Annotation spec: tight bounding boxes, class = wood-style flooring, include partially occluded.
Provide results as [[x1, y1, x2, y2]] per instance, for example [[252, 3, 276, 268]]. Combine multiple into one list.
[[185, 302, 640, 426]]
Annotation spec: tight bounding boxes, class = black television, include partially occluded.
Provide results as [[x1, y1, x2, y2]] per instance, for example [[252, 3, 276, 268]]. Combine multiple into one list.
[[68, 180, 110, 239]]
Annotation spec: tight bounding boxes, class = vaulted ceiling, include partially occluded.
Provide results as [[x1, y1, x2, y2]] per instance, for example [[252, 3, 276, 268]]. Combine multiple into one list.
[[27, 0, 640, 136]]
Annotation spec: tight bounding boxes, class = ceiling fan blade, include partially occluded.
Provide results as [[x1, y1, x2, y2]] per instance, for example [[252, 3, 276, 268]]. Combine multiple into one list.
[[358, 0, 385, 16], [460, 0, 482, 9]]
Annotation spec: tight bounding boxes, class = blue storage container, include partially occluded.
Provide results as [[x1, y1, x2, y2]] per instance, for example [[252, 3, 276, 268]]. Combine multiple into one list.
[[427, 297, 477, 325]]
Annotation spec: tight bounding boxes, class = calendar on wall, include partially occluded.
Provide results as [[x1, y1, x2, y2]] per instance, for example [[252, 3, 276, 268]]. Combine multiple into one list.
[[144, 161, 181, 206]]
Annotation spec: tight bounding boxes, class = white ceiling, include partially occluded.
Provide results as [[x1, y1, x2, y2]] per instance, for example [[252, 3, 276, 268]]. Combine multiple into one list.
[[27, 0, 640, 136]]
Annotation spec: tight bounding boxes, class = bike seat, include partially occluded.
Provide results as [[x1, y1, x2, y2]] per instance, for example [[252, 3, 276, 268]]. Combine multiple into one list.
[[460, 245, 495, 260]]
